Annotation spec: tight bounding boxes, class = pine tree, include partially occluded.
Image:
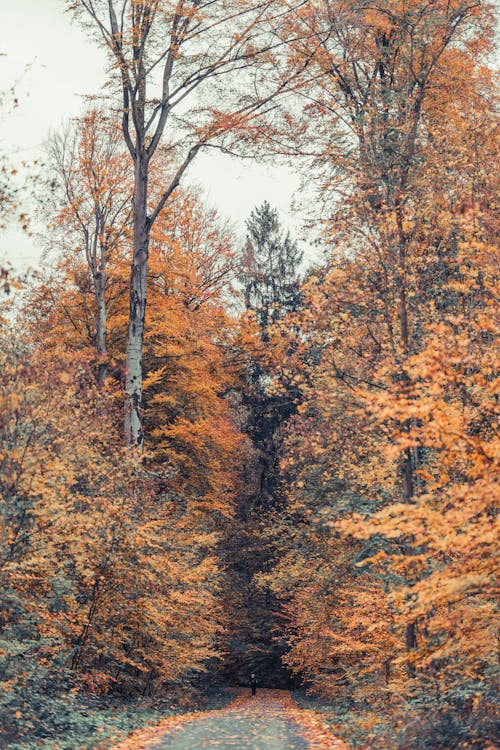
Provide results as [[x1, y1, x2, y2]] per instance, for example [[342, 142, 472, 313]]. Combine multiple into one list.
[[237, 201, 303, 486], [239, 201, 302, 343]]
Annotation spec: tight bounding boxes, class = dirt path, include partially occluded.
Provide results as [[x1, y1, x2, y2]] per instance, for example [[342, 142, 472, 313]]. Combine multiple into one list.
[[151, 691, 308, 749], [115, 690, 348, 750]]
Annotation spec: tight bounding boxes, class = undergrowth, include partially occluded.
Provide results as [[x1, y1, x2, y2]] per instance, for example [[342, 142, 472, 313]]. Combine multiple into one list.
[[0, 679, 233, 750], [292, 684, 499, 750]]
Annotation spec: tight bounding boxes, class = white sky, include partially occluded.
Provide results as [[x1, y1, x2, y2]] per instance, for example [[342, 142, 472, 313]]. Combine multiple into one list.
[[0, 0, 305, 272]]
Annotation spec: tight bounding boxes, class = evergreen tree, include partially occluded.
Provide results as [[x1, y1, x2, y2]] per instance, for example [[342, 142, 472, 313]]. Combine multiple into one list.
[[237, 201, 303, 463], [239, 201, 302, 342]]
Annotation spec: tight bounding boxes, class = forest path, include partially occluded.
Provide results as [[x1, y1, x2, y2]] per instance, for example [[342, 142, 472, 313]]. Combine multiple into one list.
[[115, 689, 347, 750]]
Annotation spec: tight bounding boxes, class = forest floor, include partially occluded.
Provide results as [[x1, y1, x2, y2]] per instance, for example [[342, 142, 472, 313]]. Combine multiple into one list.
[[111, 689, 349, 750]]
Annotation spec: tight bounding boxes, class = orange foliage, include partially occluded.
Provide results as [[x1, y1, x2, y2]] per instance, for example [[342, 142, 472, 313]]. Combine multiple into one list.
[[5, 176, 247, 696], [261, 1, 499, 744], [0, 341, 226, 696]]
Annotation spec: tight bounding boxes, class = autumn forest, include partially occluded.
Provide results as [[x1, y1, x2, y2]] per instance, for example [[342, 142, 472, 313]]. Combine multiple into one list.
[[0, 1, 498, 749]]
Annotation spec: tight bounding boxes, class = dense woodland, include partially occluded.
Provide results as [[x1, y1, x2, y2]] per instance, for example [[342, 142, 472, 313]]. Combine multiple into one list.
[[0, 1, 498, 749]]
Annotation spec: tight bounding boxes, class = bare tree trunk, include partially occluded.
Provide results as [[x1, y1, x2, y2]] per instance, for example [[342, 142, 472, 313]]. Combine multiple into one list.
[[124, 162, 149, 447], [397, 248, 418, 674], [95, 270, 108, 387], [405, 620, 417, 678]]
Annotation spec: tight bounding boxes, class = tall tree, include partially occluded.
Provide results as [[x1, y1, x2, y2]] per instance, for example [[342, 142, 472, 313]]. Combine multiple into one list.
[[273, 0, 496, 673], [68, 0, 298, 447], [238, 201, 302, 504], [45, 110, 132, 385]]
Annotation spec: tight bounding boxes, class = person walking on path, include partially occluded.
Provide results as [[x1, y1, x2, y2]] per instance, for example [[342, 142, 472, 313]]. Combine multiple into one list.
[[250, 673, 257, 697]]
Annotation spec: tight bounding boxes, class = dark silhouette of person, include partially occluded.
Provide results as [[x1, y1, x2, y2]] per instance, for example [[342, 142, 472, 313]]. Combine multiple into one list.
[[250, 673, 257, 697]]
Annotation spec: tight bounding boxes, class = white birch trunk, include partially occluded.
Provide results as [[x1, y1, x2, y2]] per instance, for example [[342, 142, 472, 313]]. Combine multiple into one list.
[[124, 162, 149, 448]]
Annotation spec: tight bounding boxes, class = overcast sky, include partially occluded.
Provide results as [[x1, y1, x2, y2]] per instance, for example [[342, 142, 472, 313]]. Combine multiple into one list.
[[1, 0, 304, 271]]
